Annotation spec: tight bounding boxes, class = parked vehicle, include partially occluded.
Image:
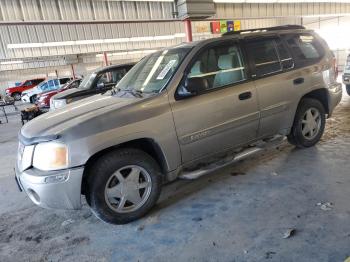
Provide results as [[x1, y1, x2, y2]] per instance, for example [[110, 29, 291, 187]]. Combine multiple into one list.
[[36, 79, 82, 109], [16, 25, 342, 224], [342, 54, 350, 95], [21, 77, 72, 103], [50, 63, 135, 110], [5, 78, 45, 100]]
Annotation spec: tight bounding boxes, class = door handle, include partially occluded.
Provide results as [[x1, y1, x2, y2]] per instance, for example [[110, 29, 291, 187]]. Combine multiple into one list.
[[239, 91, 252, 100], [293, 77, 304, 85]]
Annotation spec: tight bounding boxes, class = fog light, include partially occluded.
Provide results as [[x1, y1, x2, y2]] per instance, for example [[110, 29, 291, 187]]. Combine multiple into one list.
[[44, 174, 68, 183]]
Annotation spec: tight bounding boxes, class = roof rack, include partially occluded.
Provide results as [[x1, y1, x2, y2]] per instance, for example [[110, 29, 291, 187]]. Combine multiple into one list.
[[222, 25, 306, 36]]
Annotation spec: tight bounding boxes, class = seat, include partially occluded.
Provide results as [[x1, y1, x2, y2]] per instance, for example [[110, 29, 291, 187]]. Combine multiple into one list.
[[213, 54, 244, 88]]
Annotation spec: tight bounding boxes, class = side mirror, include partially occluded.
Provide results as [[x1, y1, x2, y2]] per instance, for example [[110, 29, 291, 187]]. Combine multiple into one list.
[[183, 77, 208, 96], [96, 82, 105, 90]]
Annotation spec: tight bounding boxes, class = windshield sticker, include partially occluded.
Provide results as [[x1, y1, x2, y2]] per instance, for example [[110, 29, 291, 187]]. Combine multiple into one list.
[[156, 60, 176, 80]]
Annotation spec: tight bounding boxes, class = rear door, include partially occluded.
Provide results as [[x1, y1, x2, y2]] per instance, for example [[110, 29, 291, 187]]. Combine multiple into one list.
[[245, 36, 303, 137], [170, 40, 260, 164]]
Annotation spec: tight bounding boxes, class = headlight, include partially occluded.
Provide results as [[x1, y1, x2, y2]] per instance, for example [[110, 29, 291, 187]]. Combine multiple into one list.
[[33, 142, 68, 171], [53, 99, 66, 109]]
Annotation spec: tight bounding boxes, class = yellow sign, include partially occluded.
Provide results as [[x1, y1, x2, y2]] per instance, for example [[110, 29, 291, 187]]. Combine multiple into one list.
[[234, 20, 241, 31]]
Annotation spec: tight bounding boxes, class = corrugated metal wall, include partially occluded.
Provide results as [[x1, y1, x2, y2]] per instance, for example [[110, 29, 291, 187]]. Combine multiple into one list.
[[0, 21, 185, 60], [0, 0, 174, 21], [303, 16, 350, 71], [2, 1, 350, 22], [215, 2, 350, 19]]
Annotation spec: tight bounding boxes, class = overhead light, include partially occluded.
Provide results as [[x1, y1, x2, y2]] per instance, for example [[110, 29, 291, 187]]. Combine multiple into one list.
[[96, 49, 158, 58], [1, 60, 23, 65], [8, 33, 186, 50]]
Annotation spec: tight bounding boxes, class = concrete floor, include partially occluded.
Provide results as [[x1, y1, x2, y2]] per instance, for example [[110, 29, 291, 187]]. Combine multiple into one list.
[[0, 89, 349, 262]]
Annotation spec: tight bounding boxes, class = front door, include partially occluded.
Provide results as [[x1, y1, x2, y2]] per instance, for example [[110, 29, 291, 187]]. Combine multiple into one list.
[[170, 40, 260, 164]]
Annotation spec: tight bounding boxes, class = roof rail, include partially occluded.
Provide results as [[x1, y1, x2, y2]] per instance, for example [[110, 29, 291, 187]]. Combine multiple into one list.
[[222, 24, 306, 36]]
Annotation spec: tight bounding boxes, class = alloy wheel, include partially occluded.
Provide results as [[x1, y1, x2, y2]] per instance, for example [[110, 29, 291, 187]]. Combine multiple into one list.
[[301, 107, 322, 140], [104, 165, 152, 213]]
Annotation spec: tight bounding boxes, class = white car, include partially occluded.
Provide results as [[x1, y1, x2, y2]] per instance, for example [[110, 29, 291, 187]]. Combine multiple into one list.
[[21, 77, 72, 103]]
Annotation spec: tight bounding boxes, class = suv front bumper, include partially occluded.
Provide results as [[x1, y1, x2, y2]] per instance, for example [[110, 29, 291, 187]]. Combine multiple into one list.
[[327, 82, 342, 117], [15, 165, 84, 210]]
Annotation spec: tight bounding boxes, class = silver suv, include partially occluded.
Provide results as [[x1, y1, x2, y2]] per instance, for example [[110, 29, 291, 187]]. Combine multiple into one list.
[[15, 25, 342, 224]]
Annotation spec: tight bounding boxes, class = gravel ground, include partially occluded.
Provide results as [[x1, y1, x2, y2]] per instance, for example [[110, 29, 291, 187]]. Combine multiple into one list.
[[0, 90, 349, 262]]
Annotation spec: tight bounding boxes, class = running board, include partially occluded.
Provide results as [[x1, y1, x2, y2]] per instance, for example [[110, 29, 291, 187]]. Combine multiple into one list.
[[179, 135, 285, 180]]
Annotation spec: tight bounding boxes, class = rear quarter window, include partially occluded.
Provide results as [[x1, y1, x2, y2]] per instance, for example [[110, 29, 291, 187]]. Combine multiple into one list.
[[283, 33, 325, 67]]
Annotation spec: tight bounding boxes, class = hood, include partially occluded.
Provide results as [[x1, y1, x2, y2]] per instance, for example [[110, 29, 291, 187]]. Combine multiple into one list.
[[6, 86, 19, 91], [52, 88, 82, 100], [21, 94, 138, 138]]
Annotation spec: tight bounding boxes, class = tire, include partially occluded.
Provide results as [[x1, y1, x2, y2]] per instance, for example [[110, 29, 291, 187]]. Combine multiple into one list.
[[12, 92, 21, 101], [29, 95, 37, 104], [346, 85, 350, 96], [86, 148, 162, 224], [287, 98, 326, 148]]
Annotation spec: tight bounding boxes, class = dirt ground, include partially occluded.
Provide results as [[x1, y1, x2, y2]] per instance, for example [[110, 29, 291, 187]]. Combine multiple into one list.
[[0, 87, 349, 262]]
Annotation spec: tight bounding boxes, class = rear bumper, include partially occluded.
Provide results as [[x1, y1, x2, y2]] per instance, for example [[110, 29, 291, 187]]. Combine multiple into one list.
[[327, 82, 342, 117], [15, 165, 84, 210]]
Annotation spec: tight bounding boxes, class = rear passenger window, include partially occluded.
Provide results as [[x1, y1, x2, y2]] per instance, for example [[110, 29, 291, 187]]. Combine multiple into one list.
[[187, 43, 246, 90], [246, 39, 281, 77], [284, 34, 323, 66]]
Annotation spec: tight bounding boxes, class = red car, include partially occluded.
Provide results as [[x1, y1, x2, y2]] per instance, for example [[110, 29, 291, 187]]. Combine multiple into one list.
[[5, 78, 45, 101], [35, 79, 82, 109]]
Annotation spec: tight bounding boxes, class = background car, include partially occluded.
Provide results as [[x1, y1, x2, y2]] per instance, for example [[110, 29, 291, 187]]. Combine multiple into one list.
[[21, 77, 72, 103], [342, 54, 350, 95], [35, 79, 82, 109], [50, 63, 135, 110], [5, 78, 45, 101]]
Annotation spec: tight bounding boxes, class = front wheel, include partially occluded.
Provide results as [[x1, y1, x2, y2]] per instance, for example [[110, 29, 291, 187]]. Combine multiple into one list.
[[287, 98, 326, 148], [87, 148, 162, 224], [12, 92, 21, 101], [346, 85, 350, 96], [29, 95, 37, 104]]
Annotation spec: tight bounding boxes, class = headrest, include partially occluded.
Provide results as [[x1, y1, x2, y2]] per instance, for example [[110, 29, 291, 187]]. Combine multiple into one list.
[[218, 54, 234, 70], [189, 61, 202, 77]]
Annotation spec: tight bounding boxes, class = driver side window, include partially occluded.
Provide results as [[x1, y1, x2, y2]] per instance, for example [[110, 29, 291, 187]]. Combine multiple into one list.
[[187, 43, 246, 91]]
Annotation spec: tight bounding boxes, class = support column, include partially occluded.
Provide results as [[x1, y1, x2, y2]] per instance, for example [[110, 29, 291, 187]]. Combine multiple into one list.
[[184, 19, 193, 42], [103, 51, 109, 66], [71, 64, 76, 79]]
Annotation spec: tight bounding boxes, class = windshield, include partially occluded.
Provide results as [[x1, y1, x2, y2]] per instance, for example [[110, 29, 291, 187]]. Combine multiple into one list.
[[78, 73, 96, 89], [38, 81, 48, 91], [115, 47, 191, 94]]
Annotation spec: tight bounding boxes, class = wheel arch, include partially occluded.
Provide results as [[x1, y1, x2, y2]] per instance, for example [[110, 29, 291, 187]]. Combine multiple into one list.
[[299, 88, 329, 115], [81, 138, 169, 195]]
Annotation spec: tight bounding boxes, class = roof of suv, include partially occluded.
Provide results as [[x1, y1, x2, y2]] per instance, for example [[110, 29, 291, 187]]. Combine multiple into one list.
[[172, 25, 313, 50]]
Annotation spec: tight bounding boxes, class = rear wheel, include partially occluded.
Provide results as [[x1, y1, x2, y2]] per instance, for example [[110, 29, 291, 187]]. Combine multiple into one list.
[[12, 92, 21, 101], [86, 148, 162, 224], [287, 98, 326, 148], [346, 85, 350, 96]]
